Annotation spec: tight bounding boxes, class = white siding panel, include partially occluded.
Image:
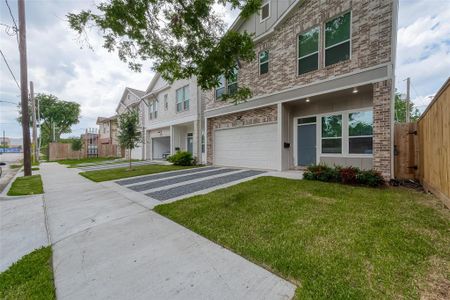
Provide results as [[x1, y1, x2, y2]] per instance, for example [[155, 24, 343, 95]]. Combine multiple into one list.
[[214, 124, 278, 170]]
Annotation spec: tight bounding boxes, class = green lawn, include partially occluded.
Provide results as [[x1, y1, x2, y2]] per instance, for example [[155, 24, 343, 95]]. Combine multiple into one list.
[[0, 247, 55, 300], [56, 157, 118, 167], [7, 175, 44, 196], [9, 164, 22, 169], [155, 177, 450, 299], [80, 164, 195, 182]]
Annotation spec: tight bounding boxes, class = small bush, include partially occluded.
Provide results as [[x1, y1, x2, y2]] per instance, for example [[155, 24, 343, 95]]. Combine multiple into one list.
[[339, 166, 360, 185], [304, 164, 340, 182], [356, 170, 385, 187], [303, 164, 385, 187], [167, 151, 194, 166]]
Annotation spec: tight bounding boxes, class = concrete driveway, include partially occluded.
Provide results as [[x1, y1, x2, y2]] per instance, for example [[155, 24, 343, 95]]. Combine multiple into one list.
[[112, 166, 266, 204], [40, 163, 295, 299]]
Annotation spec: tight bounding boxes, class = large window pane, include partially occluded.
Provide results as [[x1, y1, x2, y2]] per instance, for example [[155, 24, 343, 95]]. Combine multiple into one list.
[[349, 137, 373, 154], [325, 12, 351, 48], [322, 115, 342, 137], [260, 50, 269, 74], [325, 42, 350, 66], [299, 53, 318, 75], [260, 62, 269, 74], [299, 27, 319, 57], [322, 138, 342, 154], [215, 75, 226, 100], [349, 111, 373, 136]]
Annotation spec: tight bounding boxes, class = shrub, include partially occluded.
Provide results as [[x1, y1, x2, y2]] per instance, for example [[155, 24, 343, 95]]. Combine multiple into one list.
[[303, 164, 385, 188], [356, 170, 385, 187], [167, 151, 194, 166], [304, 164, 340, 182], [339, 166, 360, 185]]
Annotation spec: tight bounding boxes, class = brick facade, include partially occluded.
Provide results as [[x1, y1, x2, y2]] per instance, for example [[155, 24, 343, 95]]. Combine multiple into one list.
[[372, 79, 392, 179], [204, 0, 394, 110], [207, 105, 278, 163]]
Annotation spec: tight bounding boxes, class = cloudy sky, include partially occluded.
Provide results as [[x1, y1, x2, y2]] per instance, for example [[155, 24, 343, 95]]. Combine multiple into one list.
[[1, 0, 449, 138]]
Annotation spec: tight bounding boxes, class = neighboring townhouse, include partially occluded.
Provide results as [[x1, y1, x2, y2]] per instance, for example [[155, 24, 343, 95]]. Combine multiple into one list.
[[204, 0, 398, 180], [141, 74, 205, 163], [96, 116, 119, 146], [115, 87, 146, 159]]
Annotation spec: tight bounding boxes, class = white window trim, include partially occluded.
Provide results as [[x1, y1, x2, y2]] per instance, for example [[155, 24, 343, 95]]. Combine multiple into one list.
[[324, 10, 352, 67], [176, 85, 190, 113], [293, 107, 373, 166], [259, 50, 269, 75], [260, 2, 270, 23], [297, 26, 320, 75]]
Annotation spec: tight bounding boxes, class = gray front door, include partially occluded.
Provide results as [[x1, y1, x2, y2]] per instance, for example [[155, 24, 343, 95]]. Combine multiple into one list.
[[297, 121, 316, 166], [187, 133, 193, 154]]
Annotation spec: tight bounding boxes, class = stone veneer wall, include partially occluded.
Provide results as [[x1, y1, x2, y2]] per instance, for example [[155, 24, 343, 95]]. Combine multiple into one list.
[[206, 105, 277, 164], [372, 79, 392, 179], [204, 0, 394, 110]]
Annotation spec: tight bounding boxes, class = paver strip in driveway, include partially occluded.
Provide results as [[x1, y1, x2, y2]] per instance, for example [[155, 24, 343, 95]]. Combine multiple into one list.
[[116, 166, 218, 185], [147, 170, 266, 201], [128, 168, 237, 192], [39, 163, 295, 299]]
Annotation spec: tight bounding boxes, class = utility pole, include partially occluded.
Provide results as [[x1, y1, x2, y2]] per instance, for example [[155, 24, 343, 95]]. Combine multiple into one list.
[[30, 81, 38, 162], [37, 91, 41, 158], [18, 0, 31, 176], [405, 77, 411, 123]]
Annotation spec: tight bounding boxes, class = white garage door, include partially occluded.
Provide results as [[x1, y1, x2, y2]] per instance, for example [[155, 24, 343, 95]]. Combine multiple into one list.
[[214, 123, 278, 170]]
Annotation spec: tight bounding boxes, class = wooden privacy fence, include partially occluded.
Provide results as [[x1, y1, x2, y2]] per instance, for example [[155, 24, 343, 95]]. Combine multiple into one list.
[[394, 78, 450, 207], [49, 142, 122, 161]]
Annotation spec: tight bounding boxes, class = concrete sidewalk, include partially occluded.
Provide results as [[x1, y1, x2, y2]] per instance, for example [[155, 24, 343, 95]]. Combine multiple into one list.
[[0, 195, 49, 272], [40, 163, 295, 299]]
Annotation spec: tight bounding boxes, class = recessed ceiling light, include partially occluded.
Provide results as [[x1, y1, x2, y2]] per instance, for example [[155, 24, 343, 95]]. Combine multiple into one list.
[[352, 87, 358, 94], [305, 98, 310, 103]]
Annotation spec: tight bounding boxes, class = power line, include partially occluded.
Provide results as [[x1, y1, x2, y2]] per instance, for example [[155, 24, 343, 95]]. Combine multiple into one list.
[[0, 49, 21, 90], [4, 0, 19, 45]]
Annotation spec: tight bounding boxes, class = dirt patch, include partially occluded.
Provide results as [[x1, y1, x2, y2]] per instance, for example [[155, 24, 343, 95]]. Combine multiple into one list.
[[419, 257, 450, 300]]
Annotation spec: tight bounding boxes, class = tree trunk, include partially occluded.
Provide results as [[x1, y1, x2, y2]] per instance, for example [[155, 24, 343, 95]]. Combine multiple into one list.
[[129, 148, 132, 170]]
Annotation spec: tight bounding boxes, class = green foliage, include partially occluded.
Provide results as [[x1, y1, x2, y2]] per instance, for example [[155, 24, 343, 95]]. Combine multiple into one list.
[[304, 164, 385, 187], [0, 247, 55, 300], [67, 0, 263, 103], [80, 164, 194, 182], [18, 93, 81, 147], [155, 177, 450, 299], [395, 91, 421, 123], [71, 138, 83, 152], [7, 175, 44, 196], [118, 111, 142, 150], [167, 151, 195, 166]]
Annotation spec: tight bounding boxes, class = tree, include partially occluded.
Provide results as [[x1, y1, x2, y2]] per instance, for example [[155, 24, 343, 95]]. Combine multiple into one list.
[[18, 93, 81, 147], [71, 138, 83, 159], [394, 91, 421, 123], [67, 0, 263, 103], [117, 110, 142, 170]]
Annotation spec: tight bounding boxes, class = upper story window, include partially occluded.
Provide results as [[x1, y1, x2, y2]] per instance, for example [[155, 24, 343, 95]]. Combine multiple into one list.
[[164, 94, 168, 110], [348, 111, 373, 154], [325, 12, 351, 66], [215, 67, 238, 100], [259, 50, 269, 75], [298, 27, 319, 75], [148, 101, 155, 120], [260, 2, 270, 22], [176, 85, 189, 112], [154, 100, 158, 119]]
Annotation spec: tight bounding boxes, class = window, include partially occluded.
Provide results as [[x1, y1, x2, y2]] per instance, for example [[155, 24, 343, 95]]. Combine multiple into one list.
[[164, 94, 168, 110], [154, 100, 158, 119], [215, 67, 238, 100], [321, 115, 342, 154], [298, 27, 319, 75], [215, 75, 226, 99], [260, 2, 270, 22], [259, 50, 269, 75], [148, 101, 154, 120], [201, 132, 205, 153], [176, 85, 189, 112], [348, 111, 373, 154], [325, 12, 351, 66]]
